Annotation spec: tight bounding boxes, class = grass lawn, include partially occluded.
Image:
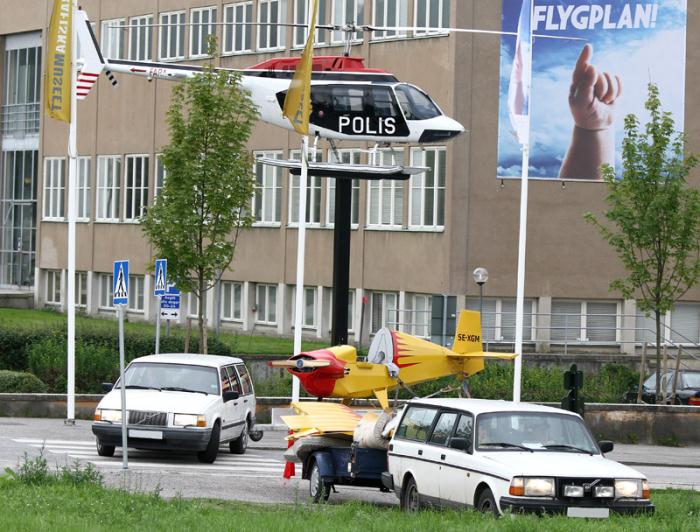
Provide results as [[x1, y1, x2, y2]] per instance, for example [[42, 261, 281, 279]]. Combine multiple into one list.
[[0, 308, 328, 355], [0, 481, 697, 532]]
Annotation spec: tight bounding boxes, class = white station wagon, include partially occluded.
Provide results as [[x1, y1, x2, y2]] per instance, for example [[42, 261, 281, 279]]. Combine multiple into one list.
[[92, 354, 256, 463], [385, 398, 654, 517]]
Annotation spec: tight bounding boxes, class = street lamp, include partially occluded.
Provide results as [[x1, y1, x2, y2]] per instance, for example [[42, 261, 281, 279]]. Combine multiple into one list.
[[473, 267, 489, 348]]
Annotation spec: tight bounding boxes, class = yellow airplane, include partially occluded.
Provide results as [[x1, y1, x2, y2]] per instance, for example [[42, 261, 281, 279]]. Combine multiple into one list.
[[270, 310, 516, 410]]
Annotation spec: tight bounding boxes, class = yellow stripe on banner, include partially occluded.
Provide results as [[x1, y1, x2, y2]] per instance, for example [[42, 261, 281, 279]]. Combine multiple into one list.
[[282, 0, 318, 135], [45, 0, 72, 123]]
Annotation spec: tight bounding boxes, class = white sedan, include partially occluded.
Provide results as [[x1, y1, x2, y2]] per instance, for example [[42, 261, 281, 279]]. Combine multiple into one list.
[[385, 398, 654, 517]]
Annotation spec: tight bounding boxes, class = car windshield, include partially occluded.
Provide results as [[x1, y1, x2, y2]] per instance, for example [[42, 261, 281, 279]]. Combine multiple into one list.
[[475, 412, 598, 454], [394, 84, 441, 120], [115, 362, 219, 395]]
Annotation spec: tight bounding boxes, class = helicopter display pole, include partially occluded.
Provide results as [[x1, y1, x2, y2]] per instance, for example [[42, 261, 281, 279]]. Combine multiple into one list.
[[512, 0, 534, 402]]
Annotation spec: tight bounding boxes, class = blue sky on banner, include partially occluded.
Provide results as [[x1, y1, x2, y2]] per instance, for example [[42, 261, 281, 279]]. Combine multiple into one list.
[[497, 0, 687, 179]]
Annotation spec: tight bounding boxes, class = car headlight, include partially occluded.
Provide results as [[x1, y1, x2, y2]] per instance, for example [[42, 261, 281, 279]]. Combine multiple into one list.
[[173, 414, 206, 428], [509, 477, 555, 497], [95, 409, 122, 423], [615, 479, 649, 499]]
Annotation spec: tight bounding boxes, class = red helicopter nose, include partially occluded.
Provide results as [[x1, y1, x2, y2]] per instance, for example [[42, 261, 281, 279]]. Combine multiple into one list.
[[287, 350, 346, 398]]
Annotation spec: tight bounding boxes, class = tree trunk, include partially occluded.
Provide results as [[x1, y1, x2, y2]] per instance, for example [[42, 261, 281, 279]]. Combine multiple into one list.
[[655, 309, 662, 403], [198, 277, 207, 354]]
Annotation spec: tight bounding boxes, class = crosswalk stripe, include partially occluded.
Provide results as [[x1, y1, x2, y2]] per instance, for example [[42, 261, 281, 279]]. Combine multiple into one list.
[[15, 439, 95, 446], [45, 451, 282, 466], [91, 462, 282, 473]]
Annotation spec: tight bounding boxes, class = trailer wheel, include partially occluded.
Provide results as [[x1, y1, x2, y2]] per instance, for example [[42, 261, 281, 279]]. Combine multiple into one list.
[[309, 460, 331, 503]]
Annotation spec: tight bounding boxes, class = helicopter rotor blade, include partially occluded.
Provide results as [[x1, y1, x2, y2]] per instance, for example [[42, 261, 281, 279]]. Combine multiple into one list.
[[362, 25, 585, 40]]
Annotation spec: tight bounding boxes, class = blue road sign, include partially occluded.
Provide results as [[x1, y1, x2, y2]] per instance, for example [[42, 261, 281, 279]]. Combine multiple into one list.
[[113, 260, 129, 305], [154, 259, 168, 296], [160, 284, 181, 320]]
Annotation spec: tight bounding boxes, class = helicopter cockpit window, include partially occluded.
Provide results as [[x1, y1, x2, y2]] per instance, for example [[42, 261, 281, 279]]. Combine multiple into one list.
[[394, 84, 441, 120]]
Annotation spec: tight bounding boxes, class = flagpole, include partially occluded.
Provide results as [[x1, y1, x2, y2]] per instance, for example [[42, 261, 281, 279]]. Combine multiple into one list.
[[513, 0, 534, 403], [291, 135, 309, 403], [66, 0, 78, 423]]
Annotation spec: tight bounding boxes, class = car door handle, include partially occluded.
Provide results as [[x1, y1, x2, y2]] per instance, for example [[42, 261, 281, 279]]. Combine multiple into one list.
[[441, 454, 446, 460], [418, 450, 423, 456], [243, 399, 248, 403], [233, 402, 238, 405], [388, 444, 393, 451]]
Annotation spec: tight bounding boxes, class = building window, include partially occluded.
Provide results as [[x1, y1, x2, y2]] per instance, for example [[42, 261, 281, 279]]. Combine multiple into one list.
[[258, 0, 286, 50], [191, 6, 218, 57], [99, 273, 114, 309], [293, 286, 317, 328], [332, 0, 364, 43], [187, 293, 201, 317], [371, 291, 398, 332], [43, 158, 65, 220], [255, 284, 277, 324], [326, 149, 360, 227], [409, 147, 445, 229], [409, 293, 431, 337], [223, 2, 253, 54], [466, 297, 536, 343], [127, 275, 145, 312], [77, 156, 91, 221], [124, 155, 149, 221], [2, 44, 42, 136], [670, 303, 700, 344], [159, 11, 186, 61], [551, 300, 617, 343], [253, 152, 282, 225], [367, 150, 404, 228], [289, 150, 322, 226], [372, 0, 408, 39], [414, 0, 450, 35], [294, 0, 328, 47], [96, 156, 121, 222], [101, 19, 126, 60], [129, 15, 153, 61], [46, 270, 61, 305], [221, 281, 243, 321], [75, 271, 88, 308], [155, 155, 166, 199], [327, 289, 356, 334]]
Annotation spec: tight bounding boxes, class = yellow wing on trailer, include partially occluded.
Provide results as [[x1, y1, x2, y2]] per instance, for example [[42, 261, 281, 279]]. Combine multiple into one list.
[[281, 401, 362, 440]]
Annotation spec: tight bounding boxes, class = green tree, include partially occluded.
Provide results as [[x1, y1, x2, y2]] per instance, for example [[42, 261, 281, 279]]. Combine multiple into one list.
[[585, 83, 700, 402], [142, 50, 258, 353]]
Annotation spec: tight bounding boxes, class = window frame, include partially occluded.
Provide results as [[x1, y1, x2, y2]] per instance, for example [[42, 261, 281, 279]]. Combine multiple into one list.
[[127, 275, 145, 313], [288, 149, 322, 227], [159, 11, 186, 61], [223, 2, 254, 55], [190, 6, 218, 58], [45, 269, 62, 305], [413, 0, 450, 36], [101, 19, 126, 60], [75, 271, 88, 308], [258, 0, 286, 51], [98, 273, 115, 310], [394, 404, 439, 442], [293, 0, 328, 47], [366, 149, 405, 229], [372, 0, 408, 40], [221, 280, 243, 322], [255, 283, 277, 325], [128, 14, 154, 61], [409, 146, 446, 230], [331, 0, 365, 43], [124, 154, 149, 222], [253, 151, 283, 226], [325, 148, 361, 228], [77, 156, 91, 221], [43, 157, 65, 221], [96, 155, 122, 222]]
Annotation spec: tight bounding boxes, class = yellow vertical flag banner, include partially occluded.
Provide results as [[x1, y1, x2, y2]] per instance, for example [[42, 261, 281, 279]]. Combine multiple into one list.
[[45, 0, 73, 122], [282, 0, 318, 135]]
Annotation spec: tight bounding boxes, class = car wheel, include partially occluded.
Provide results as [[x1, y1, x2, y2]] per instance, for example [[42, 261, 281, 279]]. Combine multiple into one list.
[[400, 477, 420, 512], [96, 440, 115, 457], [477, 488, 499, 516], [309, 460, 331, 503], [229, 420, 248, 455], [197, 421, 220, 464]]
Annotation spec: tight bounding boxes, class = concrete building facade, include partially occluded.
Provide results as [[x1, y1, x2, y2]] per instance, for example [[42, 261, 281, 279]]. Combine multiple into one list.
[[1, 0, 699, 352]]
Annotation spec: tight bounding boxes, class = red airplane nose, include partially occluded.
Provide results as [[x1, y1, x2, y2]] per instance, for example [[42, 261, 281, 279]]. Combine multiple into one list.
[[288, 349, 345, 398]]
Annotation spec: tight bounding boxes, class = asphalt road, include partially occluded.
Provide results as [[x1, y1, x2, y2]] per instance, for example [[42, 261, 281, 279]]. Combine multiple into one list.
[[1, 418, 698, 505]]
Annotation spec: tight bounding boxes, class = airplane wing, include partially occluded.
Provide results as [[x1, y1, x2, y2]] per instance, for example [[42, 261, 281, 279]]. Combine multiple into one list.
[[281, 401, 361, 440], [447, 351, 518, 360], [257, 157, 428, 180]]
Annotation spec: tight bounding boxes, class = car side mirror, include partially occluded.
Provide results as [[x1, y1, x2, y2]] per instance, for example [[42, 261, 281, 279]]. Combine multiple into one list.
[[598, 440, 614, 454], [450, 437, 470, 452], [223, 391, 239, 402], [101, 382, 113, 393]]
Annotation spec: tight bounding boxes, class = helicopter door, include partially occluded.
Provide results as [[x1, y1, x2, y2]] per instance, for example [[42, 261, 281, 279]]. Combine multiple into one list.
[[276, 84, 410, 137]]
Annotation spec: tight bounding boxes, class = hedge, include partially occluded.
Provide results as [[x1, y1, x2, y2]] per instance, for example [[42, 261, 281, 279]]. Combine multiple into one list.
[[0, 370, 48, 393]]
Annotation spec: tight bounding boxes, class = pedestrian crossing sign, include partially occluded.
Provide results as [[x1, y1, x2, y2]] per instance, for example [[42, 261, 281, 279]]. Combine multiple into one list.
[[113, 260, 129, 305], [154, 259, 167, 296]]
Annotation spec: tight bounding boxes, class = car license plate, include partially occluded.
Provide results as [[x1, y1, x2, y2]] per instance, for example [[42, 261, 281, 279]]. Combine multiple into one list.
[[566, 507, 610, 519], [129, 429, 163, 440]]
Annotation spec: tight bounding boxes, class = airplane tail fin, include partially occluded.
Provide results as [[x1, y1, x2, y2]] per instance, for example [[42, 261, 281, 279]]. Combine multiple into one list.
[[450, 310, 517, 376], [75, 9, 112, 100]]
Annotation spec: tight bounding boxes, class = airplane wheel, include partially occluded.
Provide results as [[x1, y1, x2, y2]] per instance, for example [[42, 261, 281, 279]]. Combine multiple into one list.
[[401, 477, 420, 512], [309, 461, 331, 503]]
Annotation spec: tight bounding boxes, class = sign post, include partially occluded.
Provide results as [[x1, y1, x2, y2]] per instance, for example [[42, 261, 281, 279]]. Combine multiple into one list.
[[113, 259, 129, 470], [153, 259, 167, 355]]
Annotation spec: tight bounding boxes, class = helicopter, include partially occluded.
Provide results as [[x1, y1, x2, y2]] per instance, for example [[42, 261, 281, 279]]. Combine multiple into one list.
[[75, 9, 465, 154]]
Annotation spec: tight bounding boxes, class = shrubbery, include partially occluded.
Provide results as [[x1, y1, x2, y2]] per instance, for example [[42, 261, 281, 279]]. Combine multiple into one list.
[[0, 370, 47, 393]]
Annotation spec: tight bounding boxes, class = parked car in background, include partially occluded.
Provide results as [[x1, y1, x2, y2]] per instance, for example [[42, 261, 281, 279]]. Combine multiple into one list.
[[623, 370, 700, 405], [385, 398, 654, 517], [92, 354, 256, 463]]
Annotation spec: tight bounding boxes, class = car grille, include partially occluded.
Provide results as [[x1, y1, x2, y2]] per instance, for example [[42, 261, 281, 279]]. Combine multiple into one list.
[[557, 477, 615, 504], [128, 410, 167, 427]]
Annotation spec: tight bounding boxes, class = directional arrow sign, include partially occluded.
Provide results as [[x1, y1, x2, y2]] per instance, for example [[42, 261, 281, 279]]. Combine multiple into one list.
[[160, 284, 181, 321], [154, 259, 167, 296], [113, 260, 129, 306]]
